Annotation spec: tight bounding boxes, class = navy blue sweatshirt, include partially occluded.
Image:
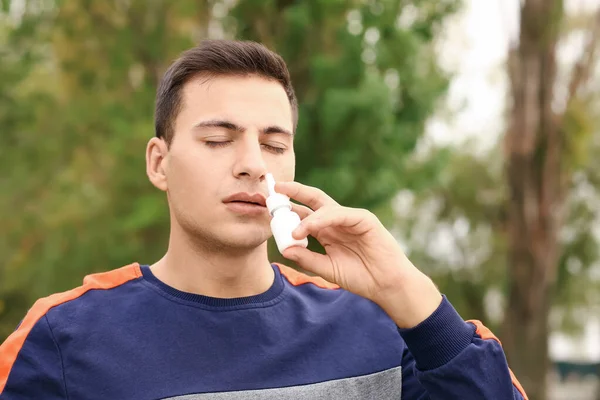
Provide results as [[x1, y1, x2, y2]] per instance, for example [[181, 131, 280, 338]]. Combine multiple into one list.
[[0, 262, 527, 399]]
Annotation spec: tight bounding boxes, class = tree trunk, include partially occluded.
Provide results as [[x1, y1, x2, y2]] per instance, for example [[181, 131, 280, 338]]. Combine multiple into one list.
[[503, 1, 564, 399]]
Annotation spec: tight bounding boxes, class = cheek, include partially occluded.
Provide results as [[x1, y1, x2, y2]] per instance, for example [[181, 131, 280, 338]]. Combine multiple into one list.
[[269, 154, 295, 181], [168, 152, 211, 194]]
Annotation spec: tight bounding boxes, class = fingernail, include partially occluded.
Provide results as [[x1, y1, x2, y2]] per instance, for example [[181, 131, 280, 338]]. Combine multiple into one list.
[[292, 227, 304, 240]]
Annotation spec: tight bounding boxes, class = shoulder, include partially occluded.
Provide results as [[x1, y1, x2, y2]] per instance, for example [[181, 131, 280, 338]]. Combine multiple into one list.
[[274, 262, 405, 354], [274, 263, 340, 290], [274, 262, 396, 324], [7, 263, 142, 331], [39, 263, 143, 317], [42, 263, 145, 326], [5, 263, 141, 336], [0, 263, 142, 389]]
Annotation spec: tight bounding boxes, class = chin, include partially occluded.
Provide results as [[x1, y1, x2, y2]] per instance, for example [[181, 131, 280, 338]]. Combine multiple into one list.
[[176, 209, 272, 251], [220, 225, 271, 248], [188, 222, 271, 251]]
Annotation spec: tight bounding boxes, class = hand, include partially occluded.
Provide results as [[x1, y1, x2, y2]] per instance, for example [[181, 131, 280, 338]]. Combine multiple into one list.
[[276, 181, 443, 328]]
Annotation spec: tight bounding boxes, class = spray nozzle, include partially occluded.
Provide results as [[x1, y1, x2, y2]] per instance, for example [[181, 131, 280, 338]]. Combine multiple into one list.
[[264, 172, 308, 253], [265, 173, 291, 215], [265, 173, 276, 196]]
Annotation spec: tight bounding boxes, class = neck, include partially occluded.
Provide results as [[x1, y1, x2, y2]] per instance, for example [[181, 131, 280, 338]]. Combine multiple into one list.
[[150, 225, 274, 299]]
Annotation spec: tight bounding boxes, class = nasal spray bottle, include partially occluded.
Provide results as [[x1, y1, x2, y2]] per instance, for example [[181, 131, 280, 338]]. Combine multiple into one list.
[[265, 173, 309, 254]]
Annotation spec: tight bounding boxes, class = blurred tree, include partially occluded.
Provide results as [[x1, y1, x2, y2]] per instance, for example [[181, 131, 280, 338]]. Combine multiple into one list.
[[397, 4, 600, 400], [0, 0, 459, 340], [504, 3, 600, 399]]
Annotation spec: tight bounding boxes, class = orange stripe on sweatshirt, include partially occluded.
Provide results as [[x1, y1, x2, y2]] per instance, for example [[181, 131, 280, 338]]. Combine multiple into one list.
[[468, 319, 529, 400], [0, 263, 142, 394], [275, 263, 339, 290]]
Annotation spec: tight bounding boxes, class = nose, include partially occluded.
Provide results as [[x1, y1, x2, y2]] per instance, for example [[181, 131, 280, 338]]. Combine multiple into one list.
[[232, 138, 268, 182]]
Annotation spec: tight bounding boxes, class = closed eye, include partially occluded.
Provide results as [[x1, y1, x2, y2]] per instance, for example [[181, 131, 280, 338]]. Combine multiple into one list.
[[205, 141, 231, 148], [204, 141, 286, 154], [262, 144, 286, 154]]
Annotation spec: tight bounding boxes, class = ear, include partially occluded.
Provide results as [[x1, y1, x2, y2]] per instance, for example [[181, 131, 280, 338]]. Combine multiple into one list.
[[146, 137, 169, 192]]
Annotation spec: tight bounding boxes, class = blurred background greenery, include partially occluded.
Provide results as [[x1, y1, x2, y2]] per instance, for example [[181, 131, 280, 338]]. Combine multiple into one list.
[[1, 1, 599, 399]]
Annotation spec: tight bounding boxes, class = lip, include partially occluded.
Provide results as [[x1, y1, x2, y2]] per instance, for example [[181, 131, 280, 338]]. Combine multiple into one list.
[[222, 192, 268, 215], [224, 201, 267, 216], [222, 192, 267, 206]]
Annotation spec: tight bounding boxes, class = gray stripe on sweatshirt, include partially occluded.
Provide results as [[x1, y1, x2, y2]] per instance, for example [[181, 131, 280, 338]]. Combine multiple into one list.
[[167, 366, 402, 400]]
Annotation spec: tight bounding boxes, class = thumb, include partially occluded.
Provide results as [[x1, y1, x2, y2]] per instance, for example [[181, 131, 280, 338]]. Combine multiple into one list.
[[282, 246, 334, 282]]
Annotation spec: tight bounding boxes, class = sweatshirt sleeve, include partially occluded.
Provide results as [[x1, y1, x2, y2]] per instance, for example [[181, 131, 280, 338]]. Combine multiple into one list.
[[0, 315, 67, 399], [397, 295, 528, 400]]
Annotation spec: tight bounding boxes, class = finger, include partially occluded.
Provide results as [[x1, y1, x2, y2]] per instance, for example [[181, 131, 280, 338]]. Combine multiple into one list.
[[293, 207, 370, 240], [290, 202, 313, 219], [275, 181, 337, 211], [282, 246, 335, 282]]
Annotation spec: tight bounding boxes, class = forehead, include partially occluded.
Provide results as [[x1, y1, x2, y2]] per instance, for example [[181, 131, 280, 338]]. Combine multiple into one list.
[[178, 74, 293, 131]]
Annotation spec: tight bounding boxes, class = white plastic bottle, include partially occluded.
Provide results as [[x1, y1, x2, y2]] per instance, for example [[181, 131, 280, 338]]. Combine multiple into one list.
[[265, 173, 309, 254]]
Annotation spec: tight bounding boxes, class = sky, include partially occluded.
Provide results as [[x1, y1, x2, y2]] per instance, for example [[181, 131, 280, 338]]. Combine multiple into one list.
[[428, 0, 600, 362]]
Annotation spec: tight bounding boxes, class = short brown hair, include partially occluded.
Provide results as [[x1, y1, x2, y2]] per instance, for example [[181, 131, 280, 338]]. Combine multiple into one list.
[[154, 39, 298, 145]]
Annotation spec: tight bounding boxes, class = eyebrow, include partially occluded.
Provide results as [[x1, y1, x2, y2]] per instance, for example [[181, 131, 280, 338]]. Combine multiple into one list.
[[193, 119, 293, 136]]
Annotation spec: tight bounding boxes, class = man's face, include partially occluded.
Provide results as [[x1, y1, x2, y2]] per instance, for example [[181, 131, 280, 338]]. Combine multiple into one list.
[[149, 74, 296, 251]]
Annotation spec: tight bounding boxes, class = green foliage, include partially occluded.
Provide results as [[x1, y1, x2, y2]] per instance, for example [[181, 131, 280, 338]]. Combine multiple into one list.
[[0, 0, 459, 340], [393, 7, 600, 343], [397, 104, 600, 336], [395, 144, 509, 331]]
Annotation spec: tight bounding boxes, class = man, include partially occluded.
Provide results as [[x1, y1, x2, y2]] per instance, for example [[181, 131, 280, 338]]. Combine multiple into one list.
[[0, 40, 528, 399]]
